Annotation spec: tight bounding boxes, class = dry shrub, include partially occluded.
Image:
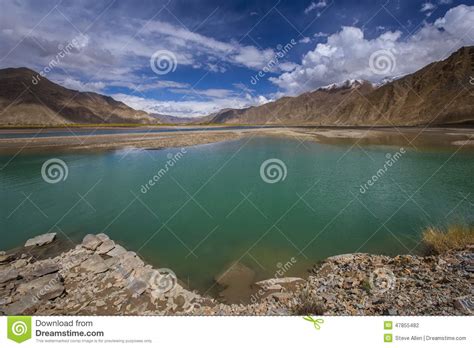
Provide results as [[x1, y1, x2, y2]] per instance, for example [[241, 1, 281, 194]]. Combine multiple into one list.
[[422, 225, 474, 254]]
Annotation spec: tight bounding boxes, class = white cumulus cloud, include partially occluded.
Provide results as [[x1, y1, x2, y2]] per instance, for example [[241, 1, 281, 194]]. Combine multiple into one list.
[[270, 5, 474, 95]]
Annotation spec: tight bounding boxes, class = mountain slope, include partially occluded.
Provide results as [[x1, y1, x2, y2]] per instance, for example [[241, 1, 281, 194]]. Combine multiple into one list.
[[150, 113, 212, 124], [210, 46, 474, 126], [0, 68, 156, 125]]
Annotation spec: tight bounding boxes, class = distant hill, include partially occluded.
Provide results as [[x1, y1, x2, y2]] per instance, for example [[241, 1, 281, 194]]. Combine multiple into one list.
[[209, 46, 474, 126], [150, 113, 211, 124], [0, 67, 156, 126]]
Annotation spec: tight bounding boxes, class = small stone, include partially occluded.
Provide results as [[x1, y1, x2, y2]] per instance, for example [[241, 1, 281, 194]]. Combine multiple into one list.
[[271, 292, 291, 301], [454, 296, 473, 314], [385, 308, 398, 316], [24, 233, 56, 247]]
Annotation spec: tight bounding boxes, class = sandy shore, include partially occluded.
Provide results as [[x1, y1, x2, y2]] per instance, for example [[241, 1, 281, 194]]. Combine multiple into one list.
[[0, 126, 473, 154], [0, 129, 248, 154]]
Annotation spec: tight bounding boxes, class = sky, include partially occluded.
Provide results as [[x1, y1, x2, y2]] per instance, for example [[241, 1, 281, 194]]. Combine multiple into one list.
[[0, 0, 473, 117]]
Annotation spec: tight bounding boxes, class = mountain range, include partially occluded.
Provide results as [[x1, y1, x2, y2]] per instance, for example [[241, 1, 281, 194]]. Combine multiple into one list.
[[209, 46, 474, 126], [0, 67, 155, 126], [0, 46, 473, 127]]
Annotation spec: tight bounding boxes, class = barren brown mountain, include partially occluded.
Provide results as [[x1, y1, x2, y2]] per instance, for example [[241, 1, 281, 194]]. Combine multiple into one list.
[[210, 46, 474, 126], [0, 67, 156, 125], [1, 46, 473, 127]]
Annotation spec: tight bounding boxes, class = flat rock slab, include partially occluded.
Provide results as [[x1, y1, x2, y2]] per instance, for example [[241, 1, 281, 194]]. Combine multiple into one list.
[[26, 261, 59, 278], [80, 254, 109, 274], [25, 233, 57, 247], [4, 296, 37, 315], [17, 273, 64, 300], [0, 268, 19, 284], [255, 277, 305, 287], [0, 253, 14, 264], [107, 245, 127, 258], [96, 239, 115, 254], [96, 233, 110, 242], [81, 234, 103, 251]]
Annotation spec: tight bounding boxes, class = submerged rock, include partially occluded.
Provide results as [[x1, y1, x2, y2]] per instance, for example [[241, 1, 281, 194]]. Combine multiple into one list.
[[1, 233, 472, 316], [24, 233, 56, 247]]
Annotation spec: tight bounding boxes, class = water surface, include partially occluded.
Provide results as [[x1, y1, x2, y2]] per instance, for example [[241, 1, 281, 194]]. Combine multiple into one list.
[[1, 136, 473, 294]]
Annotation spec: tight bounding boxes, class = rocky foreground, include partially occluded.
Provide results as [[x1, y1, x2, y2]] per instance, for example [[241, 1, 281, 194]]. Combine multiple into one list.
[[0, 233, 472, 315]]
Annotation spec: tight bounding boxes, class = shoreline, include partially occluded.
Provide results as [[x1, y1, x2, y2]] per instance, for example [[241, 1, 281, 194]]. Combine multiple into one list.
[[0, 126, 473, 154], [0, 233, 472, 315]]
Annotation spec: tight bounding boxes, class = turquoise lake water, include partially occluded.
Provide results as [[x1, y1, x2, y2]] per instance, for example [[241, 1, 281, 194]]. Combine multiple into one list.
[[1, 136, 473, 293]]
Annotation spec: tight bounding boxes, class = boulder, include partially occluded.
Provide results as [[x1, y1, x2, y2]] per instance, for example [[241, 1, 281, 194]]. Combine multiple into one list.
[[26, 261, 59, 278], [24, 233, 56, 247], [96, 239, 115, 254], [96, 233, 110, 242], [0, 252, 14, 264], [0, 268, 19, 284], [80, 254, 108, 274], [4, 296, 37, 315], [114, 252, 145, 277], [107, 245, 127, 257], [17, 273, 64, 301], [81, 234, 102, 251]]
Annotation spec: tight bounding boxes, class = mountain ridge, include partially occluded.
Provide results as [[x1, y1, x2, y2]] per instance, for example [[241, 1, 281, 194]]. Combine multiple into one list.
[[207, 46, 474, 126], [0, 67, 157, 126], [0, 46, 473, 126]]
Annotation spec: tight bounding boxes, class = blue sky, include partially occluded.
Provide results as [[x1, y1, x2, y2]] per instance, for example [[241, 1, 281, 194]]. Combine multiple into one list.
[[0, 0, 473, 116]]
